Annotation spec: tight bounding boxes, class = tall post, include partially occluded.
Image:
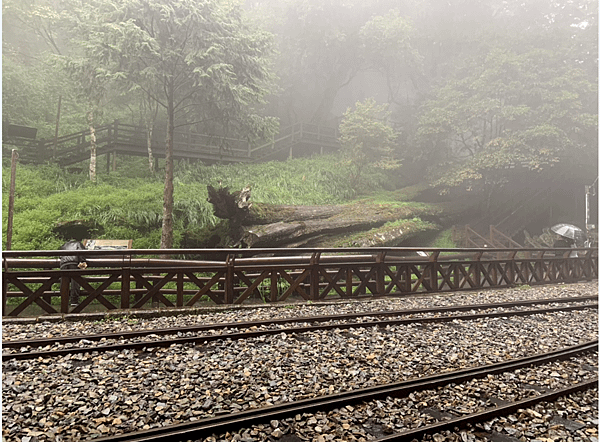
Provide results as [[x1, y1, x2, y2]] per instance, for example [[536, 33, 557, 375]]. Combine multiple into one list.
[[6, 150, 18, 250]]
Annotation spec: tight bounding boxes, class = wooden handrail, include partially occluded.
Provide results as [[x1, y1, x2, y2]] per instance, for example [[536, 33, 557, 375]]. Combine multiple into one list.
[[490, 225, 522, 248], [3, 246, 597, 316], [26, 120, 340, 165]]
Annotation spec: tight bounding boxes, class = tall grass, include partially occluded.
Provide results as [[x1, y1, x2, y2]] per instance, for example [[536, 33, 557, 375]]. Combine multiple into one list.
[[174, 155, 363, 205], [3, 155, 392, 250]]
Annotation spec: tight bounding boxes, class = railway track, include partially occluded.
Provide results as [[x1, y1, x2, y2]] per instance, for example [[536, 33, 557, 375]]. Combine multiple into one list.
[[86, 341, 598, 442], [3, 283, 597, 442], [3, 296, 597, 360]]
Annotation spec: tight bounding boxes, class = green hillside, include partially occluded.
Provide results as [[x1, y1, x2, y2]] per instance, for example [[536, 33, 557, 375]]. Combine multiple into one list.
[[3, 155, 445, 251]]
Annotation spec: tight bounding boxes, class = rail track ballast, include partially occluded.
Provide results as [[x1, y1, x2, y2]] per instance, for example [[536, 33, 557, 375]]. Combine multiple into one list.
[[3, 246, 597, 317]]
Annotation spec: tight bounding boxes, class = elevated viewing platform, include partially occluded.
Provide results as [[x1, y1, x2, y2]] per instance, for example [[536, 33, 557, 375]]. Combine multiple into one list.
[[2, 121, 340, 168]]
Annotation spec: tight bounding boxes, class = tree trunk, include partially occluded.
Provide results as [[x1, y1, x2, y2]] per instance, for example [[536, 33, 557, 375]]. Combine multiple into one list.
[[146, 121, 155, 172], [160, 83, 175, 250], [145, 93, 158, 172], [310, 64, 356, 124], [87, 109, 97, 183], [239, 218, 383, 248], [203, 186, 441, 248]]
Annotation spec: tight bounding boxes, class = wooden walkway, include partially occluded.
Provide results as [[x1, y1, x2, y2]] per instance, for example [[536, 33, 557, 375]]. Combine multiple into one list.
[[7, 121, 340, 167]]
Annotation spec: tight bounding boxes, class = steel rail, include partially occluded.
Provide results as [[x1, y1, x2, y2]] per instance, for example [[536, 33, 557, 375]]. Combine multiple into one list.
[[374, 378, 599, 441], [3, 295, 596, 350], [3, 303, 597, 361], [87, 341, 598, 442]]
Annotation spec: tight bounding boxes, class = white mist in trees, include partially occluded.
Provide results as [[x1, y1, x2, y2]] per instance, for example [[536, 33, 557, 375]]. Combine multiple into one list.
[[359, 9, 422, 105], [338, 98, 399, 191], [76, 0, 278, 249], [417, 46, 597, 200]]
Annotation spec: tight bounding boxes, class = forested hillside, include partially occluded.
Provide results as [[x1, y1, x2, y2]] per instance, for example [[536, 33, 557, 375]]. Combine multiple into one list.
[[3, 0, 597, 250]]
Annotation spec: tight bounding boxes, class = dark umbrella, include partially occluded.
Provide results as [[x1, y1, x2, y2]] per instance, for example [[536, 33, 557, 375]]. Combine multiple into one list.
[[550, 223, 586, 244]]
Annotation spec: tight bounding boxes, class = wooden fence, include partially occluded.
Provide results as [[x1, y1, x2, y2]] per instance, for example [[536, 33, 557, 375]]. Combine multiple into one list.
[[2, 247, 597, 317], [8, 120, 340, 167]]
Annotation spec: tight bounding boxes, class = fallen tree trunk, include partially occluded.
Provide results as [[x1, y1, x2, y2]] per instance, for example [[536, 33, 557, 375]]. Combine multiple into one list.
[[241, 218, 381, 248], [198, 185, 441, 248]]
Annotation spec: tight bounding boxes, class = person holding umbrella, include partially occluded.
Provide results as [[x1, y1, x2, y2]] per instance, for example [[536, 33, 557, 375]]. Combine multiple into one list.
[[551, 223, 586, 257]]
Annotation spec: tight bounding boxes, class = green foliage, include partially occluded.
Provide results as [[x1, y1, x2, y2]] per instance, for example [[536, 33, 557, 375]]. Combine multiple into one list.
[[359, 9, 422, 104], [417, 45, 597, 193], [426, 229, 457, 248], [78, 0, 279, 141], [338, 98, 399, 192], [2, 163, 161, 250], [2, 0, 133, 140], [174, 155, 368, 205], [3, 155, 397, 250], [335, 217, 436, 248]]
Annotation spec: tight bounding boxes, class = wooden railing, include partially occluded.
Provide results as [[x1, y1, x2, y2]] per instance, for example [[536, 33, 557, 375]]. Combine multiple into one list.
[[3, 246, 597, 317], [455, 225, 522, 249], [489, 225, 523, 248], [7, 121, 340, 166], [250, 122, 339, 159]]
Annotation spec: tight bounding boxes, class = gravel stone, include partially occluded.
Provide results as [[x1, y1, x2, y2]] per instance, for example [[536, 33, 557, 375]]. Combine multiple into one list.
[[2, 281, 597, 442]]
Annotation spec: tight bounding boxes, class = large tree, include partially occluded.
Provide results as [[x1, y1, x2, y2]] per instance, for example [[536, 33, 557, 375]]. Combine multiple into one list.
[[76, 0, 278, 249], [338, 98, 398, 191], [248, 0, 409, 126], [412, 0, 597, 196], [416, 45, 597, 202], [2, 0, 88, 140], [358, 9, 422, 106]]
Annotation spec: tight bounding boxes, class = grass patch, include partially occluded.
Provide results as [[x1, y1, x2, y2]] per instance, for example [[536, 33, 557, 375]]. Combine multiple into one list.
[[426, 228, 458, 248]]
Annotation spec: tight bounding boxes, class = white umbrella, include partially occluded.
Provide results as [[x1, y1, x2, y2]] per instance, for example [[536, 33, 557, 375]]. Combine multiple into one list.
[[550, 223, 586, 243]]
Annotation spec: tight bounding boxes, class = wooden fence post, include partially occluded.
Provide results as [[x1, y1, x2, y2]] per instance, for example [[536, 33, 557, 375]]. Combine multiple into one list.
[[121, 267, 130, 310], [270, 269, 278, 302], [376, 252, 386, 295], [507, 250, 517, 285], [310, 252, 321, 300], [429, 251, 440, 292], [472, 251, 483, 289], [60, 275, 70, 313], [346, 267, 353, 296], [225, 254, 235, 304], [6, 150, 18, 251], [177, 272, 184, 307], [2, 260, 8, 316]]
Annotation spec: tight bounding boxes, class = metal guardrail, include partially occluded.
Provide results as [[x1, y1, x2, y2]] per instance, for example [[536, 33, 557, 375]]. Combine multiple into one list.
[[2, 247, 597, 317]]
